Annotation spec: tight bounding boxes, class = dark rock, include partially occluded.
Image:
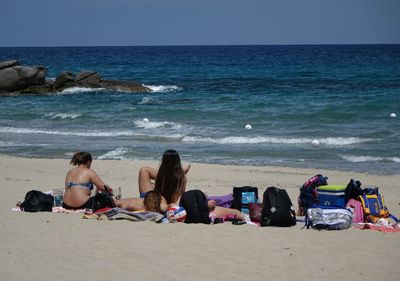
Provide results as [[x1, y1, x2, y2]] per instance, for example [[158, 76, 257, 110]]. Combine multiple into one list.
[[0, 60, 19, 70], [99, 80, 151, 93], [0, 65, 47, 91], [74, 71, 101, 83], [20, 82, 54, 94], [54, 71, 74, 90], [0, 60, 151, 94]]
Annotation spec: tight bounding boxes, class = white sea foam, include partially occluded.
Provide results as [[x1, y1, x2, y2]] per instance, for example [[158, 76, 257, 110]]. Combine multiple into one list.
[[60, 87, 104, 94], [97, 147, 128, 160], [0, 126, 135, 137], [339, 155, 400, 163], [138, 97, 158, 105], [0, 141, 30, 147], [0, 141, 48, 147], [0, 126, 186, 141], [182, 136, 370, 145], [45, 113, 82, 120], [133, 120, 183, 130], [143, 85, 182, 93]]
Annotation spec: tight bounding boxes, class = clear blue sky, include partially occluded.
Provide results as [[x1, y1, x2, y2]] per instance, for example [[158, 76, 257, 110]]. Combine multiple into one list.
[[1, 0, 399, 47]]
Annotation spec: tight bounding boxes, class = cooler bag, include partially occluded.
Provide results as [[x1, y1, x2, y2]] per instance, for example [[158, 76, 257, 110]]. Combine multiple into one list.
[[306, 206, 353, 230], [231, 186, 258, 214], [317, 185, 346, 207]]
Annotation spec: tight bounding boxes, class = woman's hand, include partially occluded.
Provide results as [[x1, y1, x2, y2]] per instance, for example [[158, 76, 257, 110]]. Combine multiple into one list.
[[104, 184, 113, 193], [183, 164, 191, 175]]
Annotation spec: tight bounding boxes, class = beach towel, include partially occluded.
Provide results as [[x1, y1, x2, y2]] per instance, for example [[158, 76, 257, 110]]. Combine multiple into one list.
[[354, 223, 400, 233], [207, 193, 233, 208], [87, 207, 164, 222]]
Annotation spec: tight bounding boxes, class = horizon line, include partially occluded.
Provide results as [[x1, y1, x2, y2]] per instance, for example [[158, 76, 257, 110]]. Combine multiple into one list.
[[1, 43, 400, 48]]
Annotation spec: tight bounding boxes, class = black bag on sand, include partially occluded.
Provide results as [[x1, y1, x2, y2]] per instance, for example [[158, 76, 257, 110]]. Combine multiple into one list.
[[231, 186, 258, 214], [93, 191, 115, 211], [261, 187, 296, 227], [344, 179, 363, 202], [179, 190, 210, 224], [20, 190, 54, 212]]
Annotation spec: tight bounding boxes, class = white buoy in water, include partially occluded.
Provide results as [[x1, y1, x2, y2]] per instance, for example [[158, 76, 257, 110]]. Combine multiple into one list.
[[390, 113, 397, 118], [312, 139, 320, 145], [143, 118, 149, 122], [245, 124, 252, 130]]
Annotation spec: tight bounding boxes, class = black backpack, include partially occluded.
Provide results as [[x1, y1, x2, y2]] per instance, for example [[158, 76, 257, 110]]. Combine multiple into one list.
[[179, 190, 210, 224], [92, 191, 115, 211], [20, 190, 54, 212], [261, 187, 296, 227], [344, 179, 363, 202], [231, 186, 258, 214]]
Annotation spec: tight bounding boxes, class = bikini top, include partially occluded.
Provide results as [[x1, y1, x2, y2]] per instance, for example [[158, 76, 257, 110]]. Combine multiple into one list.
[[65, 181, 94, 191]]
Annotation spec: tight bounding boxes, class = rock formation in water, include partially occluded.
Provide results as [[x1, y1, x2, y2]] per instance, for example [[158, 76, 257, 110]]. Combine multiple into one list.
[[0, 60, 151, 94]]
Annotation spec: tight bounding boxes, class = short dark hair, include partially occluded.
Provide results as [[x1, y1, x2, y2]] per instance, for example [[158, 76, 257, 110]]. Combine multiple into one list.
[[70, 152, 92, 166]]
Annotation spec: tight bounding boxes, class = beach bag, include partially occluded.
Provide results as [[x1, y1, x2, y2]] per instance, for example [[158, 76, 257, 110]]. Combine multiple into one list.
[[261, 187, 296, 227], [317, 185, 347, 207], [20, 190, 54, 212], [358, 193, 389, 223], [248, 203, 263, 222], [344, 179, 363, 202], [298, 174, 328, 215], [346, 199, 364, 223], [179, 190, 210, 224], [306, 206, 353, 230], [231, 186, 258, 214], [93, 191, 115, 211]]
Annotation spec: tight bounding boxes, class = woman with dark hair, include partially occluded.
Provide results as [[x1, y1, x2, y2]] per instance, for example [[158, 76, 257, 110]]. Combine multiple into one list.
[[139, 149, 190, 204], [64, 151, 144, 211], [138, 149, 245, 221]]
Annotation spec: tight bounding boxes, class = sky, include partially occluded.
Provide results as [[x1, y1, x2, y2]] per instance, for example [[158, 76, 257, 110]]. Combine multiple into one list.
[[1, 0, 399, 47]]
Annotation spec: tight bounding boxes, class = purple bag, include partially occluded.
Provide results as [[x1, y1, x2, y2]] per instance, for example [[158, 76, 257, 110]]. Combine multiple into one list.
[[208, 193, 233, 208]]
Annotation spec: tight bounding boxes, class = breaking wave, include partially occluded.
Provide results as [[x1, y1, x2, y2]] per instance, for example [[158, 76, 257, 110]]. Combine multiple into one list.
[[143, 84, 182, 93], [45, 113, 82, 120], [97, 147, 128, 160], [339, 155, 400, 163], [182, 136, 371, 146], [0, 126, 135, 137], [133, 119, 183, 130], [60, 87, 105, 94]]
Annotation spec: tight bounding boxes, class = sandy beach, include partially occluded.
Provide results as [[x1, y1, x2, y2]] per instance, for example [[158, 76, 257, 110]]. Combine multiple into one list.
[[1, 155, 399, 281]]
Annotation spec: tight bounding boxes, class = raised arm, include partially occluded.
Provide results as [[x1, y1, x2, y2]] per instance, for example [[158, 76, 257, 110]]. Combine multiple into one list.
[[89, 170, 111, 192], [138, 167, 158, 194]]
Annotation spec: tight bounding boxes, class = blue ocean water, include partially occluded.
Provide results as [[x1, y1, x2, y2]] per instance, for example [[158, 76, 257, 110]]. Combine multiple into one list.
[[0, 45, 399, 174]]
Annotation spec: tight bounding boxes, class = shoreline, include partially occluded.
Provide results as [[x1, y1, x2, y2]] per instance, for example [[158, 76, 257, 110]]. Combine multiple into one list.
[[1, 155, 400, 281]]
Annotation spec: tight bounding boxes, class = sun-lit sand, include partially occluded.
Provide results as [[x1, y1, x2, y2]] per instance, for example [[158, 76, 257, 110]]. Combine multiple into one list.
[[1, 155, 399, 281]]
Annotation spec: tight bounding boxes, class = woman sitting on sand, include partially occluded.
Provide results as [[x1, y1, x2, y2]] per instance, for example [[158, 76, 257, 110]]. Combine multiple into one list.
[[63, 151, 144, 211], [138, 149, 244, 220]]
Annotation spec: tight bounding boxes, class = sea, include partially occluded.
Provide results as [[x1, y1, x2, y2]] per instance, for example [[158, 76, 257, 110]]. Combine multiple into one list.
[[0, 45, 399, 175]]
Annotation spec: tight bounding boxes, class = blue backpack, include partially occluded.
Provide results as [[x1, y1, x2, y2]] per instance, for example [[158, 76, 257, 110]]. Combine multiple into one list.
[[298, 174, 328, 216]]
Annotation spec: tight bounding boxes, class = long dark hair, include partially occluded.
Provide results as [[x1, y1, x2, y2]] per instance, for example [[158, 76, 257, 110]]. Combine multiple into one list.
[[154, 149, 185, 204]]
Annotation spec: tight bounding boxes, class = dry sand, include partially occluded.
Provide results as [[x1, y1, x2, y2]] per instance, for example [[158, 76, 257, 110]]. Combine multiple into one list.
[[1, 155, 399, 281]]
